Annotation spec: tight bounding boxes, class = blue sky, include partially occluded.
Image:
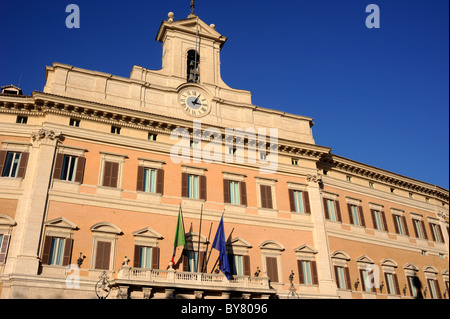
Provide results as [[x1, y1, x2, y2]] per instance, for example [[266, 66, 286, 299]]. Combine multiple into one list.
[[0, 0, 448, 189]]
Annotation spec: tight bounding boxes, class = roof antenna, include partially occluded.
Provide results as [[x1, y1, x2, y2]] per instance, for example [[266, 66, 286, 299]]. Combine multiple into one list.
[[190, 0, 195, 15]]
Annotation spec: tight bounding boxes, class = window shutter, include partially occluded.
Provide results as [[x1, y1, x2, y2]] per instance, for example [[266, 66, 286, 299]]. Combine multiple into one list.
[[182, 252, 189, 272], [266, 186, 273, 209], [240, 181, 247, 206], [41, 236, 53, 265], [16, 152, 29, 179], [156, 169, 165, 195], [407, 276, 414, 296], [323, 198, 330, 219], [266, 257, 278, 283], [260, 185, 267, 208], [0, 234, 11, 264], [199, 175, 207, 201], [435, 280, 442, 299], [110, 162, 119, 188], [95, 241, 111, 270], [335, 200, 342, 222], [181, 173, 188, 197], [311, 261, 319, 285], [348, 204, 354, 225], [371, 209, 377, 229], [136, 166, 144, 191], [413, 220, 419, 238], [438, 225, 444, 243], [345, 267, 352, 291], [74, 157, 86, 184], [381, 211, 388, 232], [334, 266, 341, 289], [393, 274, 400, 295], [359, 206, 366, 227], [62, 238, 73, 266], [152, 247, 160, 270], [243, 255, 251, 276], [420, 221, 428, 240], [402, 216, 410, 236], [430, 223, 437, 242], [53, 153, 64, 180], [303, 191, 311, 214], [223, 179, 230, 203], [393, 215, 400, 234], [197, 251, 205, 273], [0, 150, 7, 175], [103, 161, 112, 187], [289, 189, 296, 212], [359, 269, 366, 291], [297, 260, 304, 284], [133, 245, 141, 268], [384, 273, 391, 294]]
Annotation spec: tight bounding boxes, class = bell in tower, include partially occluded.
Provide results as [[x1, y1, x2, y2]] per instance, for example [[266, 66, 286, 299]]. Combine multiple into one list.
[[187, 50, 200, 83]]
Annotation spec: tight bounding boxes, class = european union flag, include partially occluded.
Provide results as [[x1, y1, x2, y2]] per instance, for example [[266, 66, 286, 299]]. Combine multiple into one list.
[[212, 215, 232, 280]]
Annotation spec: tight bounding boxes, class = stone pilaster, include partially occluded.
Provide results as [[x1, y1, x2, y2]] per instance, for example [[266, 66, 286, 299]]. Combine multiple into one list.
[[4, 129, 63, 275], [306, 174, 339, 297]]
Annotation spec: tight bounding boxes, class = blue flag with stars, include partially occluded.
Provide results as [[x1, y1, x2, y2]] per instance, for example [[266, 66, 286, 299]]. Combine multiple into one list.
[[212, 215, 232, 280]]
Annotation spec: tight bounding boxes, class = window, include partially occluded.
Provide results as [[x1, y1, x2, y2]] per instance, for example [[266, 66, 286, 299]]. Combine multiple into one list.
[[229, 255, 251, 276], [291, 158, 298, 166], [297, 260, 318, 285], [102, 161, 119, 188], [182, 173, 206, 200], [187, 50, 200, 83], [407, 276, 420, 298], [430, 223, 444, 243], [228, 181, 240, 205], [323, 198, 341, 221], [0, 233, 11, 264], [371, 209, 388, 231], [1, 152, 21, 177], [348, 204, 366, 227], [95, 241, 112, 270], [289, 190, 311, 214], [41, 236, 73, 267], [111, 126, 121, 135], [148, 133, 157, 141], [53, 154, 86, 184], [360, 269, 376, 293], [427, 279, 442, 299], [334, 266, 351, 290], [413, 219, 428, 240], [385, 273, 400, 295], [133, 246, 160, 270], [16, 116, 28, 124], [69, 118, 80, 127], [260, 185, 273, 209], [183, 251, 205, 273], [346, 176, 352, 182], [143, 168, 157, 193], [369, 182, 374, 188], [190, 139, 200, 149], [393, 214, 410, 236], [265, 257, 279, 283]]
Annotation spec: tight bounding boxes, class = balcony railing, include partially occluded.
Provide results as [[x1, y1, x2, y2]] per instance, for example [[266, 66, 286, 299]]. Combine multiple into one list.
[[116, 266, 271, 290]]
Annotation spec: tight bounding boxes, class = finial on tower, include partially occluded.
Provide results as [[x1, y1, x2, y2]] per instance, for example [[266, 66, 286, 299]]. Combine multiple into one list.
[[190, 0, 195, 14]]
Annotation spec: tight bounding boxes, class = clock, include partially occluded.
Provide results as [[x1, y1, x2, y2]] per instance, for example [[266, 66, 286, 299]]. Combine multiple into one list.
[[178, 89, 210, 117]]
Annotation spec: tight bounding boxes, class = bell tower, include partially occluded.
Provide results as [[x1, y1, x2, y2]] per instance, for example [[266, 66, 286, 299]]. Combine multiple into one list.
[[154, 11, 228, 87]]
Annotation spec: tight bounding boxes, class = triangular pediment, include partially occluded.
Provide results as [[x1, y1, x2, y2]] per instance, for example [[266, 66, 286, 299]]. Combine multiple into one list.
[[45, 217, 77, 230], [294, 244, 318, 254], [228, 237, 252, 248], [356, 255, 374, 264], [132, 227, 163, 239], [156, 15, 227, 45]]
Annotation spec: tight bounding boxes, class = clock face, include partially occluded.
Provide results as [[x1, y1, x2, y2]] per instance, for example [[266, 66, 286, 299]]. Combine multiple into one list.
[[179, 90, 210, 117]]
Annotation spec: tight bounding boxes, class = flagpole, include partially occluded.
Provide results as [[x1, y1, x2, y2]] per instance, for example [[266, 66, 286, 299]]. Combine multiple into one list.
[[204, 211, 225, 273], [196, 204, 203, 273], [210, 227, 234, 274], [201, 222, 213, 273]]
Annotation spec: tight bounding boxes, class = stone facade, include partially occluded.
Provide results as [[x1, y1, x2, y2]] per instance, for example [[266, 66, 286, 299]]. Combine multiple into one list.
[[0, 12, 448, 299]]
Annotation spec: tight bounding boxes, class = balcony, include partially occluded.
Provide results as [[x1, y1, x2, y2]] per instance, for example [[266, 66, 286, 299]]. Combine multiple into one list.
[[114, 266, 275, 298]]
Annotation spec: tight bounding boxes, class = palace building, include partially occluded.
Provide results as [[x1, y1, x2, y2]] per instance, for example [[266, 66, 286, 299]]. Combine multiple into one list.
[[0, 11, 448, 299]]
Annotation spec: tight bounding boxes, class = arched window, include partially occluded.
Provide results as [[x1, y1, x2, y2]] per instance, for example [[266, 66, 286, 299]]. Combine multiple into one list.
[[187, 50, 200, 83]]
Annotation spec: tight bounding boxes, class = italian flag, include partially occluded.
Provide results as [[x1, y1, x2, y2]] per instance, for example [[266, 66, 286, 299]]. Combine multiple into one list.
[[169, 206, 186, 267]]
